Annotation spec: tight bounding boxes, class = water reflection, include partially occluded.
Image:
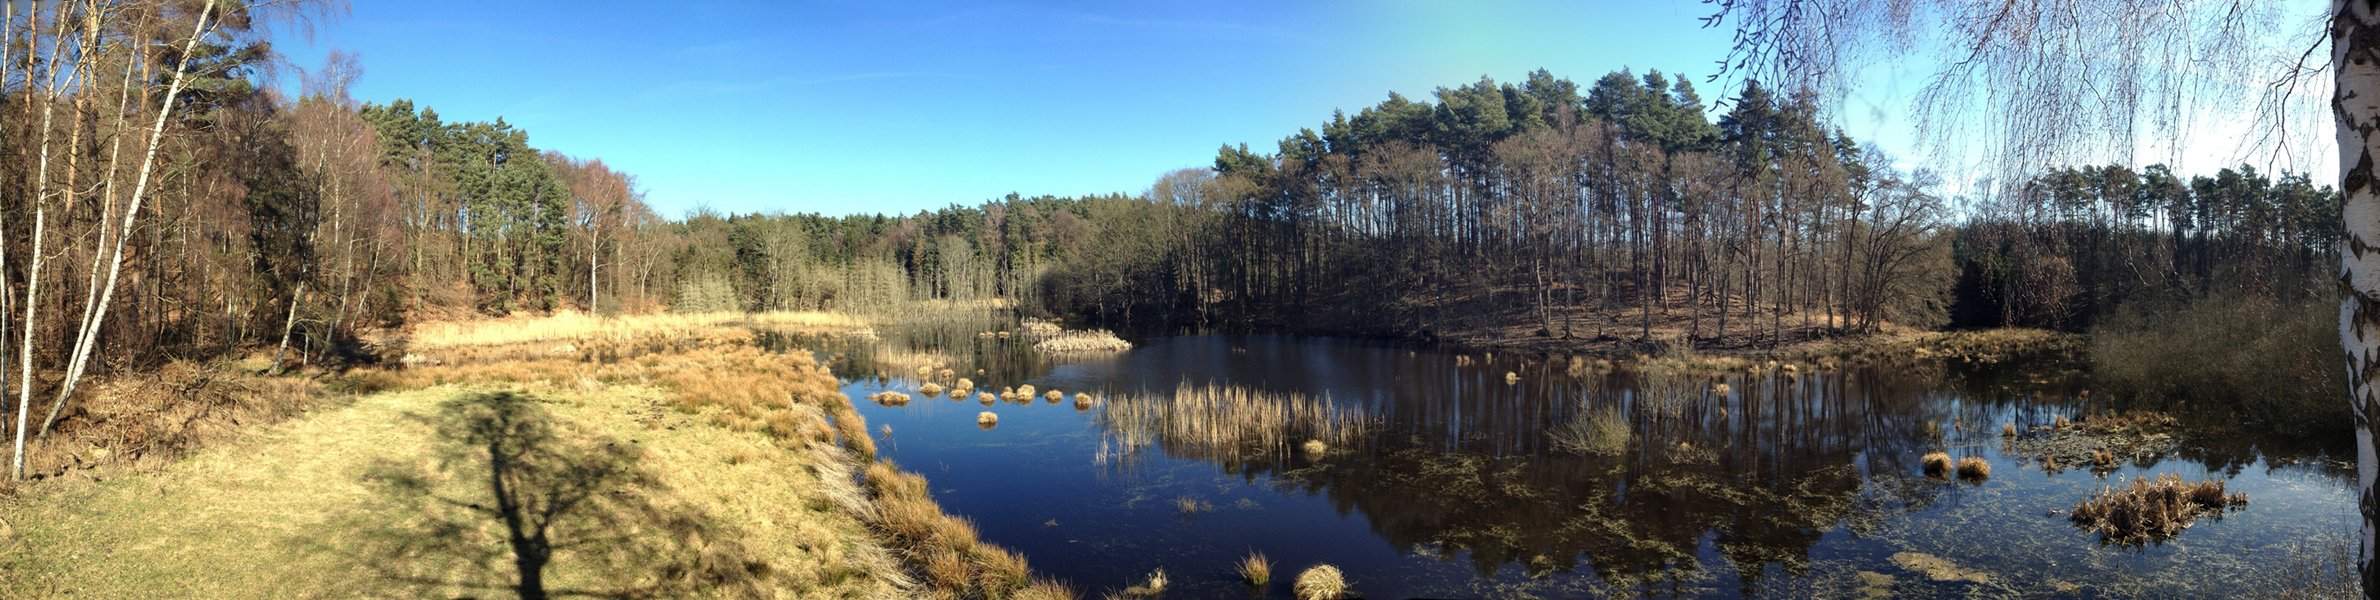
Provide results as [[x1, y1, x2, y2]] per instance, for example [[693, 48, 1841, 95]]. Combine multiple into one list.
[[827, 331, 2353, 598]]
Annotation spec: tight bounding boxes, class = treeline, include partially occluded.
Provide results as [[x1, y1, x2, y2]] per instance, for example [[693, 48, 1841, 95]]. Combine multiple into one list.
[[1953, 164, 2338, 330], [1036, 69, 1957, 345]]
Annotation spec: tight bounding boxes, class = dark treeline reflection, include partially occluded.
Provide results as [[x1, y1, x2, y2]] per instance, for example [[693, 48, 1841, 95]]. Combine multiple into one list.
[[1067, 336, 2070, 588]]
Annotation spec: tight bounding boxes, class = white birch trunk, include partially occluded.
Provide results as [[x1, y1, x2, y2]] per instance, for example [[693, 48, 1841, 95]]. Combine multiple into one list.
[[12, 207, 41, 480], [2333, 2, 2380, 596], [40, 0, 215, 436]]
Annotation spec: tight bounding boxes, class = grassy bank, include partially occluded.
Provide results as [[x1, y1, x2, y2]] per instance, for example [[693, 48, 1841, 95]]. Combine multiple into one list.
[[0, 310, 1061, 599]]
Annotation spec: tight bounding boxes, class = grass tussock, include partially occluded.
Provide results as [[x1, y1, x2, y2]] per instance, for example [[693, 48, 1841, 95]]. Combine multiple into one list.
[[1293, 564, 1348, 600], [1955, 457, 1991, 482], [1238, 552, 1273, 587], [863, 461, 1038, 597], [1045, 389, 1065, 403], [2069, 473, 2249, 545], [1073, 392, 1096, 410], [977, 412, 1000, 427], [979, 392, 998, 405], [1921, 452, 1951, 479], [2091, 292, 2347, 438], [918, 382, 945, 397]]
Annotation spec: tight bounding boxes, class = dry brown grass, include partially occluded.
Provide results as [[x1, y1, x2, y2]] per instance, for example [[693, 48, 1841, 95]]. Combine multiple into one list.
[[1293, 564, 1348, 600], [1073, 393, 1096, 410], [978, 412, 1000, 427], [1956, 457, 1991, 482], [2070, 473, 2249, 545], [1099, 383, 1372, 463], [1238, 552, 1273, 587], [1921, 452, 1952, 478], [408, 310, 870, 350], [18, 358, 330, 483]]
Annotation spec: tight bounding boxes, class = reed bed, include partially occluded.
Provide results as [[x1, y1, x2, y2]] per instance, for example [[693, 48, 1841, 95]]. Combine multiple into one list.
[[2070, 473, 2248, 545], [1097, 382, 1373, 463], [409, 310, 870, 350], [1031, 330, 1133, 353], [1550, 408, 1632, 456]]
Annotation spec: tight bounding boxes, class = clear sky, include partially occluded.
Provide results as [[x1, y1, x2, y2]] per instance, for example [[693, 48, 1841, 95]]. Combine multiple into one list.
[[269, 1, 2328, 218]]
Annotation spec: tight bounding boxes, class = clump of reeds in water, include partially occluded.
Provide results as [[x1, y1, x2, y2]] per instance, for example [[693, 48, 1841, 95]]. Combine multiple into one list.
[[1045, 389, 1064, 403], [1921, 451, 1952, 478], [2002, 422, 2018, 437], [1302, 439, 1328, 458], [1238, 552, 1273, 586], [999, 386, 1018, 402], [1017, 384, 1037, 400], [918, 382, 945, 397], [1073, 392, 1096, 411], [1032, 330, 1132, 353], [954, 377, 973, 393], [1096, 382, 1372, 463], [869, 391, 911, 406], [1119, 568, 1168, 597], [2069, 473, 2248, 545], [1550, 409, 1631, 456], [1504, 371, 1520, 385], [1293, 564, 1348, 600], [1956, 457, 1991, 482], [978, 392, 997, 405], [977, 412, 999, 428]]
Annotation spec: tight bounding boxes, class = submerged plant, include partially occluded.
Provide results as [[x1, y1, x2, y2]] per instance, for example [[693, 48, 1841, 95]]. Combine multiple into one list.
[[1293, 564, 1347, 600], [1173, 496, 1212, 514]]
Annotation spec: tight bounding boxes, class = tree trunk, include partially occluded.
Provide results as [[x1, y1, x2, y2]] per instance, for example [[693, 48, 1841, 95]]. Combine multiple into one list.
[[13, 207, 42, 481], [41, 0, 216, 436], [2332, 4, 2380, 596], [271, 284, 305, 374]]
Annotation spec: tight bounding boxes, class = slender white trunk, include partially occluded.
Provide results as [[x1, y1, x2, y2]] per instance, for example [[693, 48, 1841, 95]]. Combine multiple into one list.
[[13, 207, 41, 480], [271, 284, 304, 374], [41, 0, 214, 435], [2334, 3, 2380, 596]]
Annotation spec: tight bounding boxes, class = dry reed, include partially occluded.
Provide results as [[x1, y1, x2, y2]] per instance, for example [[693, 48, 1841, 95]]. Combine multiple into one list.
[[1293, 564, 1347, 600]]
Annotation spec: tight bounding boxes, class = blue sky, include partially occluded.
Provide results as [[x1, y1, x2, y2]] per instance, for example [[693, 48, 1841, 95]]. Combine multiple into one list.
[[269, 1, 2325, 218]]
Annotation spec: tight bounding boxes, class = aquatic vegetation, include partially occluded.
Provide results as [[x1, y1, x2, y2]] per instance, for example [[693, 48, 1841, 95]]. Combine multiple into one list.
[[917, 382, 945, 397], [1550, 409, 1631, 456], [955, 377, 973, 392], [2091, 449, 2116, 468], [1073, 392, 1096, 410], [978, 392, 997, 405], [977, 412, 1000, 427], [1303, 439, 1329, 458], [1174, 496, 1213, 514], [1955, 457, 1991, 482], [1920, 452, 1951, 478], [1011, 579, 1079, 600], [2002, 423, 2017, 437], [1238, 552, 1273, 586], [868, 391, 911, 406], [1711, 382, 1731, 396], [2069, 473, 2249, 545], [1096, 382, 1372, 463], [1293, 564, 1348, 600], [1505, 371, 1520, 385], [1889, 552, 1991, 584], [1045, 389, 1064, 403], [1000, 386, 1017, 401], [1119, 568, 1169, 597], [1018, 384, 1037, 399]]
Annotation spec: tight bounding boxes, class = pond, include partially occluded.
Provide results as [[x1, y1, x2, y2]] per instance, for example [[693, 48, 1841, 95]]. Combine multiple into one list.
[[799, 323, 2355, 598]]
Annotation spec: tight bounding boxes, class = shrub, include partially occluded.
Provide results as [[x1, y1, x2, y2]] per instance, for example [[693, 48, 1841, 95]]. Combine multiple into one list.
[[2091, 292, 2347, 439]]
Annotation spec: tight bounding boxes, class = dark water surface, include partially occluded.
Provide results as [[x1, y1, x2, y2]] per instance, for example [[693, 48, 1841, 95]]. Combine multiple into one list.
[[797, 323, 2353, 598]]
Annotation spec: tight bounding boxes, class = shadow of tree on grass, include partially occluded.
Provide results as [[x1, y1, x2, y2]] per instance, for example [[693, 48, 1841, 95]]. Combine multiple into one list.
[[350, 391, 773, 598]]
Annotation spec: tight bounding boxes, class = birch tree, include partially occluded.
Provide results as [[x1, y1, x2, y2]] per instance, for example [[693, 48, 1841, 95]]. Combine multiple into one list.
[[1703, 0, 2367, 593]]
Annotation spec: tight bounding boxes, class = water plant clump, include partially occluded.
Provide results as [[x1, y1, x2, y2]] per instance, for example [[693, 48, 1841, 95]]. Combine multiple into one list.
[[2068, 473, 2248, 545], [1238, 551, 1273, 586], [1294, 564, 1348, 600], [1955, 457, 1991, 482], [1921, 451, 1951, 478], [977, 412, 1000, 427]]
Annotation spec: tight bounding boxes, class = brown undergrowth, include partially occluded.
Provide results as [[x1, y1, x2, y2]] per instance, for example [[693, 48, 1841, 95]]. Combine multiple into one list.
[[400, 311, 1062, 599]]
